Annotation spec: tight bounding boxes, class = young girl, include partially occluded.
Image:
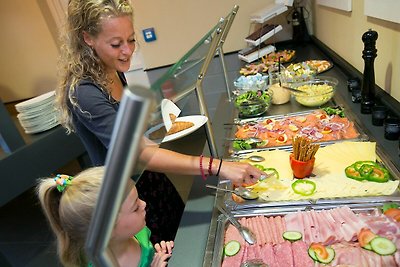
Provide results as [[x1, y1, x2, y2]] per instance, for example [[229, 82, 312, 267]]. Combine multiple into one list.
[[37, 167, 173, 267]]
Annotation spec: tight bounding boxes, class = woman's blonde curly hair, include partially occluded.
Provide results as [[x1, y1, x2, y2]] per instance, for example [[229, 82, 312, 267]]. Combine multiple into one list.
[[56, 0, 133, 134]]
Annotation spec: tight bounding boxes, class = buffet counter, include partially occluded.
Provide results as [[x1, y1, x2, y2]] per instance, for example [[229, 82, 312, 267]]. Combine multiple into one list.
[[168, 40, 400, 266]]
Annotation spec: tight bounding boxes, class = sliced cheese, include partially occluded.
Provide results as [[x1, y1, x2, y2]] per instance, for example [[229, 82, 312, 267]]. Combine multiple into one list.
[[242, 141, 398, 202]]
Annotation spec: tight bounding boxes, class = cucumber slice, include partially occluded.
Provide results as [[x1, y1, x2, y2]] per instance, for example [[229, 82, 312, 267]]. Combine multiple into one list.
[[315, 247, 335, 264], [308, 247, 318, 261], [363, 243, 373, 251], [370, 237, 397, 255], [224, 240, 241, 256], [283, 231, 302, 241]]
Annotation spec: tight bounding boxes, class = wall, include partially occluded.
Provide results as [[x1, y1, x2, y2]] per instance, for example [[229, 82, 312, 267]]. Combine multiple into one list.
[[134, 0, 291, 69], [312, 0, 400, 101], [0, 0, 59, 103], [0, 0, 291, 103]]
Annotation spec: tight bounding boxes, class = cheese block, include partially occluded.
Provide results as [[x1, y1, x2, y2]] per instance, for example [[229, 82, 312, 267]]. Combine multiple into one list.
[[244, 141, 399, 201]]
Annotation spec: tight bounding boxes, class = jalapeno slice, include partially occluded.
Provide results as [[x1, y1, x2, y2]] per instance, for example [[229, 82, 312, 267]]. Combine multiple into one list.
[[291, 179, 316, 196], [366, 166, 390, 183], [345, 165, 363, 181], [345, 160, 391, 183], [359, 164, 374, 177], [265, 168, 279, 179], [353, 160, 377, 170]]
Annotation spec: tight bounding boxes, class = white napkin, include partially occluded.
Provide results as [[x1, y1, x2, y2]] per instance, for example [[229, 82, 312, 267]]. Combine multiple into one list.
[[161, 99, 181, 131]]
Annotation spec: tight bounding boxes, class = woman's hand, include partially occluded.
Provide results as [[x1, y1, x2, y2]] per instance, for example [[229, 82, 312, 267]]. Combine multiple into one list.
[[219, 161, 266, 186], [154, 240, 174, 254]]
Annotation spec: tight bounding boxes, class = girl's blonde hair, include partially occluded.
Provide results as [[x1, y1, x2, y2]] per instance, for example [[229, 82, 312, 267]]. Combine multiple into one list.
[[37, 167, 104, 267], [56, 0, 134, 134]]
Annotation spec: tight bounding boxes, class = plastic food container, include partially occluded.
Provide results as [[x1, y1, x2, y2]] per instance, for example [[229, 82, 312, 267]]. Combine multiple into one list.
[[233, 74, 268, 92], [291, 76, 338, 107], [234, 90, 272, 118]]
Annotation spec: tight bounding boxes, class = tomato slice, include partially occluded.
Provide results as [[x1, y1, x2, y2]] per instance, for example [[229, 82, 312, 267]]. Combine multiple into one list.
[[231, 193, 245, 203], [358, 228, 377, 248], [384, 208, 400, 221], [310, 243, 329, 260], [321, 126, 332, 134]]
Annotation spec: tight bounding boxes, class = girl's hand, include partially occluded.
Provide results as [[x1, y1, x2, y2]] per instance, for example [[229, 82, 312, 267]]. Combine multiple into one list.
[[154, 240, 174, 254], [219, 161, 266, 186], [150, 251, 172, 267]]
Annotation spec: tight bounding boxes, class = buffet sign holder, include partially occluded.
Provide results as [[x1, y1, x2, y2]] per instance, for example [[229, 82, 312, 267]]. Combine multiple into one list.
[[151, 5, 239, 157]]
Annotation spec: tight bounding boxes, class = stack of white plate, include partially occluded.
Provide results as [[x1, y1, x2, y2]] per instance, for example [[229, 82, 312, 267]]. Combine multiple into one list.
[[15, 91, 60, 134]]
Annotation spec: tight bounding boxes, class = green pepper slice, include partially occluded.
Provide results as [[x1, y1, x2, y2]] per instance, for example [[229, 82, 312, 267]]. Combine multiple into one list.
[[359, 164, 374, 177], [291, 179, 316, 196], [353, 161, 377, 171], [264, 168, 279, 179], [253, 166, 279, 180], [366, 166, 390, 183], [345, 165, 364, 181]]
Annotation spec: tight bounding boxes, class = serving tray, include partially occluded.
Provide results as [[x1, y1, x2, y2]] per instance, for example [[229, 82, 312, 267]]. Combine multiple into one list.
[[227, 108, 369, 155], [219, 142, 400, 211], [211, 201, 400, 267]]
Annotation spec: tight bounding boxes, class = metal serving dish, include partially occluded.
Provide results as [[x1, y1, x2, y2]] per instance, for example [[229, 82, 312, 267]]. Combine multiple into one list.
[[210, 201, 400, 267], [219, 143, 400, 211], [227, 108, 369, 155]]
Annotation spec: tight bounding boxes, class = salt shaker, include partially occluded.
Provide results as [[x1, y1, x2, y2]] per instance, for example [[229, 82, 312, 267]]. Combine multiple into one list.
[[360, 29, 378, 114]]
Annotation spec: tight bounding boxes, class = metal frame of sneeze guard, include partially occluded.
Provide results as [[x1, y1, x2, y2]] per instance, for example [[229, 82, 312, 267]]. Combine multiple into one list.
[[217, 5, 239, 102], [194, 17, 228, 157], [150, 6, 239, 158], [85, 85, 155, 267]]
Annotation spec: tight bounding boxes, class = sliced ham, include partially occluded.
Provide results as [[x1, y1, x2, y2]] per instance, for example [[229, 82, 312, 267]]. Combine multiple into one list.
[[317, 210, 337, 245], [275, 216, 285, 243], [285, 211, 304, 233], [273, 241, 294, 267], [261, 215, 273, 244], [330, 208, 356, 242], [301, 211, 314, 244], [309, 210, 322, 242], [337, 206, 366, 240], [260, 243, 279, 267], [221, 244, 244, 267], [225, 224, 245, 245], [291, 240, 314, 267], [269, 216, 279, 244], [255, 216, 267, 245], [360, 246, 383, 267], [245, 244, 257, 261]]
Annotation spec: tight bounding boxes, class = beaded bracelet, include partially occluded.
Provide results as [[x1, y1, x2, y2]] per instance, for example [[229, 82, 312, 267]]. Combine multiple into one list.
[[216, 158, 223, 176], [208, 156, 214, 176], [199, 154, 207, 180]]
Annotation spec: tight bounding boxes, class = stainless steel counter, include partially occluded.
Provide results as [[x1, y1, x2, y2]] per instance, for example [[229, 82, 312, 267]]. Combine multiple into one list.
[[168, 40, 400, 266]]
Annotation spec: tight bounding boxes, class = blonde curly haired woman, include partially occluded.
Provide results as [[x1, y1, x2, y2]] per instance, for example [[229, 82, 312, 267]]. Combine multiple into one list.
[[55, 0, 265, 244]]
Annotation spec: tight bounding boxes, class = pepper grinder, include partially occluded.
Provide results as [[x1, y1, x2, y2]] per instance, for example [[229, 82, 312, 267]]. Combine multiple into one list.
[[360, 29, 378, 114]]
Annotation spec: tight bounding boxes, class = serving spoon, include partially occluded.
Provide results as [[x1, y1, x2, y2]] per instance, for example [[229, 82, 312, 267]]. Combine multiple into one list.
[[225, 154, 265, 163], [206, 184, 259, 200], [216, 203, 257, 245], [226, 137, 263, 143], [280, 85, 308, 94]]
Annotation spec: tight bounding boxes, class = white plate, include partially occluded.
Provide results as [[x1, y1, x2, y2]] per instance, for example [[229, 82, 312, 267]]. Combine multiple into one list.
[[144, 115, 208, 144], [162, 115, 208, 143], [15, 91, 55, 110], [161, 99, 181, 131]]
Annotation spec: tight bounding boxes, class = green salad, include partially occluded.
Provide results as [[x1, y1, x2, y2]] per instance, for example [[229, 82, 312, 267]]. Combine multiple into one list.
[[234, 90, 272, 118]]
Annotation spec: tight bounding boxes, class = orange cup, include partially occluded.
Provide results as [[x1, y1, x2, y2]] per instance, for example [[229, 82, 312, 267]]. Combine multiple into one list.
[[289, 153, 315, 179]]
